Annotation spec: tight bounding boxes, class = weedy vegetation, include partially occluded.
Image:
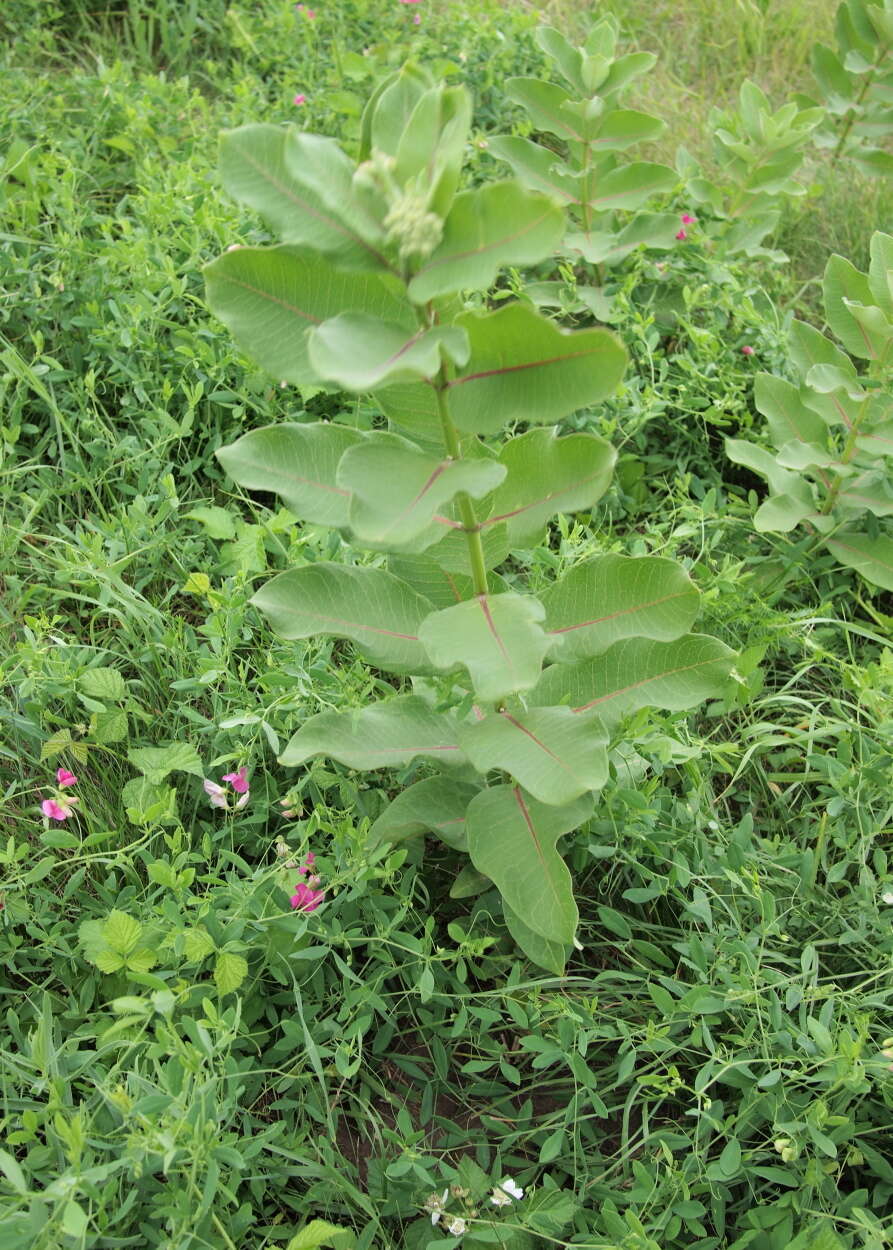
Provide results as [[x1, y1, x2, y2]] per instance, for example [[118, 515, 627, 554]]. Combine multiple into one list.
[[2, 2, 893, 1249]]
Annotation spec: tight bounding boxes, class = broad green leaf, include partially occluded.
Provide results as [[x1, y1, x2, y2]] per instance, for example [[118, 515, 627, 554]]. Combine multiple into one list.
[[408, 181, 565, 303], [868, 230, 893, 318], [505, 77, 584, 141], [79, 666, 126, 702], [754, 491, 818, 533], [204, 247, 413, 387], [450, 865, 492, 898], [775, 440, 838, 471], [826, 530, 893, 590], [427, 517, 511, 574], [419, 592, 552, 701], [279, 696, 464, 769], [466, 786, 591, 945], [372, 67, 432, 156], [837, 473, 893, 516], [487, 428, 615, 547], [448, 304, 627, 435], [128, 743, 203, 783], [251, 563, 435, 674], [788, 319, 857, 382], [811, 44, 854, 110], [590, 108, 666, 151], [94, 950, 126, 974], [389, 554, 505, 609], [103, 910, 142, 957], [487, 135, 582, 205], [126, 949, 158, 974], [216, 422, 363, 529], [214, 952, 248, 996], [308, 315, 468, 390], [541, 554, 700, 660], [220, 125, 386, 269], [503, 901, 569, 976], [183, 927, 216, 962], [374, 379, 441, 443], [588, 162, 677, 211], [724, 437, 805, 496], [755, 374, 828, 449], [531, 634, 737, 728], [90, 707, 128, 744], [824, 253, 884, 359], [599, 50, 657, 96], [337, 432, 504, 547], [535, 26, 585, 92], [368, 776, 479, 849], [565, 212, 682, 265], [395, 85, 472, 217], [459, 707, 608, 805]]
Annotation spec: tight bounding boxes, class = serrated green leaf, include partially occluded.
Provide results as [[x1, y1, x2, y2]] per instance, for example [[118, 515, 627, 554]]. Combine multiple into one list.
[[79, 666, 126, 702], [126, 948, 158, 974], [252, 563, 435, 674], [420, 592, 552, 701], [459, 707, 608, 805], [90, 708, 128, 745], [128, 743, 203, 783], [103, 910, 142, 957], [408, 181, 565, 302], [94, 950, 126, 974], [337, 432, 504, 547], [447, 304, 626, 435], [183, 927, 217, 963], [40, 729, 72, 762], [280, 695, 464, 769], [204, 247, 412, 388], [185, 505, 237, 541], [532, 634, 737, 728], [286, 1220, 354, 1250], [467, 786, 591, 945], [214, 952, 248, 996], [309, 315, 468, 390], [369, 776, 478, 849], [541, 554, 699, 660], [217, 422, 363, 529], [487, 428, 615, 547]]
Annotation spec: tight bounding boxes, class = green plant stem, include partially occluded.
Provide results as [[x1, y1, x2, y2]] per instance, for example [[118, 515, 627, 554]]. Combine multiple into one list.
[[831, 49, 887, 164], [434, 373, 489, 596], [580, 139, 593, 235], [820, 398, 870, 515]]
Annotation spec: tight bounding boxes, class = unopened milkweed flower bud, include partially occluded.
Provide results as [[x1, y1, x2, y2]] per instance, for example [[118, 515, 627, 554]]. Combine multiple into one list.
[[383, 192, 443, 262]]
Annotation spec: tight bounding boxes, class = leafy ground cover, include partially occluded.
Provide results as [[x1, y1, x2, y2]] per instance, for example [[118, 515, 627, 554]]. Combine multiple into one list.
[[1, 2, 893, 1248]]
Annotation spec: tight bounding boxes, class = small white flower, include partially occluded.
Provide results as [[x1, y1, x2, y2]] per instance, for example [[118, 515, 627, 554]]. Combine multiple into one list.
[[445, 1217, 467, 1235], [882, 891, 893, 905], [430, 1211, 441, 1226], [489, 1187, 511, 1207], [495, 1177, 523, 1201]]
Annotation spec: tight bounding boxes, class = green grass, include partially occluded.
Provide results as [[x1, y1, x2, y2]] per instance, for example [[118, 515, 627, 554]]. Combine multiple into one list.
[[2, 2, 893, 1248]]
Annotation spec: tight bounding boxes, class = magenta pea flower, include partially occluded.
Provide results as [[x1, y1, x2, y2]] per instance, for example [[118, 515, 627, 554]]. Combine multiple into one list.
[[293, 93, 306, 106], [204, 767, 250, 812], [399, 0, 422, 4], [42, 795, 79, 822], [680, 213, 697, 225], [290, 851, 325, 911], [675, 228, 687, 241], [741, 344, 755, 356], [56, 768, 78, 788], [413, 13, 421, 21]]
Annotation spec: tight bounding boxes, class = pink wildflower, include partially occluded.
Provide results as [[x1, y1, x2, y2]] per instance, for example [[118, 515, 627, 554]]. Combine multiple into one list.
[[290, 881, 325, 912], [222, 766, 249, 794], [741, 344, 755, 356], [42, 796, 78, 822], [413, 12, 421, 21], [675, 229, 687, 241], [56, 768, 78, 788], [204, 768, 250, 812], [681, 213, 697, 225], [399, 0, 422, 4], [293, 93, 306, 106]]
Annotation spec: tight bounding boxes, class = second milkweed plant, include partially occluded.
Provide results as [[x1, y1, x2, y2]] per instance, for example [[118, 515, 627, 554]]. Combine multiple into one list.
[[204, 62, 736, 973]]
